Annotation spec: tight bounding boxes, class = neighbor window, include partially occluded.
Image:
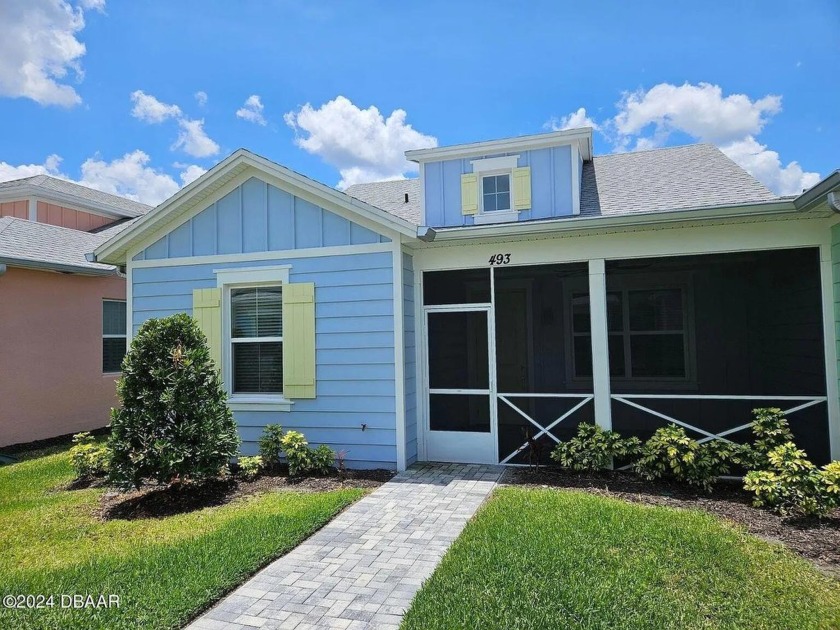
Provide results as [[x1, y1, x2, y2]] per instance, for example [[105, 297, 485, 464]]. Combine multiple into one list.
[[482, 174, 511, 212], [102, 300, 127, 373], [571, 285, 691, 381], [230, 286, 283, 394]]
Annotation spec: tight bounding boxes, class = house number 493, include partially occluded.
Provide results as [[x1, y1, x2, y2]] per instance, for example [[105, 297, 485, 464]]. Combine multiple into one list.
[[488, 253, 511, 266]]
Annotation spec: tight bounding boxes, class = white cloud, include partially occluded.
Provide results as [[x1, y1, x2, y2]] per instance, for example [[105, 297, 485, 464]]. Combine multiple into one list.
[[171, 118, 220, 158], [0, 0, 103, 107], [178, 163, 206, 185], [0, 151, 203, 206], [0, 154, 64, 181], [544, 107, 599, 132], [612, 82, 781, 146], [194, 90, 208, 107], [78, 150, 182, 204], [284, 95, 437, 188], [236, 94, 267, 126], [719, 136, 821, 196], [601, 82, 819, 195], [130, 90, 181, 123]]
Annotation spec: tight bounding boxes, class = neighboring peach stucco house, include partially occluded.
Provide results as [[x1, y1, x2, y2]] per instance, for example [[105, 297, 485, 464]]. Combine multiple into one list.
[[0, 176, 151, 447]]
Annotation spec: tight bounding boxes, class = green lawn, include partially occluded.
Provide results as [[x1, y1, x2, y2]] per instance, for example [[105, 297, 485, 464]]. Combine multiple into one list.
[[402, 487, 840, 630], [0, 446, 365, 630]]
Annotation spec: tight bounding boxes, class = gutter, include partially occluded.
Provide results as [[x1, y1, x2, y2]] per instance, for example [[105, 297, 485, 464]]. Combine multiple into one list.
[[419, 199, 798, 242], [0, 185, 145, 219], [794, 170, 840, 212], [0, 256, 119, 277]]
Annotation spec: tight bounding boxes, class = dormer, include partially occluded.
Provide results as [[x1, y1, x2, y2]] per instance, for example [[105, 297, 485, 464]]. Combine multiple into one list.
[[406, 127, 593, 228]]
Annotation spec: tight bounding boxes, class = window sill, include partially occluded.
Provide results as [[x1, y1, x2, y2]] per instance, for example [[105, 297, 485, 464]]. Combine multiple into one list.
[[228, 396, 293, 412], [473, 210, 519, 225]]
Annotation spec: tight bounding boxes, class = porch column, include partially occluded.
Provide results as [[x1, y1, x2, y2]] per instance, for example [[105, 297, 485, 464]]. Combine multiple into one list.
[[821, 236, 840, 461], [588, 259, 612, 431]]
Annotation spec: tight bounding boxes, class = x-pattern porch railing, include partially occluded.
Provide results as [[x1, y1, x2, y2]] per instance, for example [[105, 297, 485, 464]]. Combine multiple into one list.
[[498, 393, 593, 464], [496, 393, 827, 466]]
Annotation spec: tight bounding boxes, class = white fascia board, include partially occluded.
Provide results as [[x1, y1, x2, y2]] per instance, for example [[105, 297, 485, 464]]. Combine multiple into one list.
[[424, 200, 798, 242], [95, 149, 418, 265], [406, 128, 594, 163]]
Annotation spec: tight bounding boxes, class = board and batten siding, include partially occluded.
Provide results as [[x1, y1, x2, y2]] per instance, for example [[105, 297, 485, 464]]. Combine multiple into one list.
[[133, 177, 389, 261], [132, 252, 397, 468], [423, 145, 574, 228], [402, 252, 417, 465], [832, 224, 840, 412]]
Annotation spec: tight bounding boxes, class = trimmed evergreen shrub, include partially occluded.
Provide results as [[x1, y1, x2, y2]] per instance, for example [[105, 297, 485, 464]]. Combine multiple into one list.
[[108, 314, 239, 489]]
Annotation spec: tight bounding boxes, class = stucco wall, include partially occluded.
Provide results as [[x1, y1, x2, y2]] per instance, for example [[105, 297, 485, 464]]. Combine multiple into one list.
[[0, 267, 124, 446]]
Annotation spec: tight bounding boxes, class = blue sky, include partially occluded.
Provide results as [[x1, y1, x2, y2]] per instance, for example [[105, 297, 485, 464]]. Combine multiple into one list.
[[0, 0, 837, 204]]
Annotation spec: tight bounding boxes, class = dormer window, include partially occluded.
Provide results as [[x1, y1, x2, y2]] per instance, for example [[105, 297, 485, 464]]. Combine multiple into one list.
[[482, 174, 511, 212], [461, 155, 530, 225]]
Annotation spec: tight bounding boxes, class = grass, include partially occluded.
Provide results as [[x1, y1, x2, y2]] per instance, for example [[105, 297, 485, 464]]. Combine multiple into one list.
[[0, 446, 366, 630], [402, 487, 840, 630]]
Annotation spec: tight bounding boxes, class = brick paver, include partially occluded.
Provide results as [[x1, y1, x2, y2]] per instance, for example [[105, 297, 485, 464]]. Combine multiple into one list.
[[186, 462, 502, 630]]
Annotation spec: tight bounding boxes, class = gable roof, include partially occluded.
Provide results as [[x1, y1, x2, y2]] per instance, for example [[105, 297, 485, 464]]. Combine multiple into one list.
[[0, 216, 136, 275], [94, 149, 418, 265], [346, 144, 779, 226], [345, 179, 421, 225], [0, 175, 152, 218]]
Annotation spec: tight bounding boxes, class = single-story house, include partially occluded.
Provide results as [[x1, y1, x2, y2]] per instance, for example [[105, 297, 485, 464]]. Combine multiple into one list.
[[0, 176, 151, 447], [93, 127, 840, 470]]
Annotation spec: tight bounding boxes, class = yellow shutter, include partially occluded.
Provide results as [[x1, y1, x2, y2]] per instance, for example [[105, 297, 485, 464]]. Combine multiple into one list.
[[461, 173, 478, 215], [193, 288, 222, 370], [513, 167, 531, 210], [282, 282, 316, 399]]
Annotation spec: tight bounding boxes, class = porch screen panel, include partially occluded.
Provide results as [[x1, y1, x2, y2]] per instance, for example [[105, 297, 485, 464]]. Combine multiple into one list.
[[424, 269, 490, 305]]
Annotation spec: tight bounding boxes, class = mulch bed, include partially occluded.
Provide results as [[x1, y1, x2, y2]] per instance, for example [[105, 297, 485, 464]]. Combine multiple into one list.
[[502, 467, 840, 577], [93, 468, 394, 521]]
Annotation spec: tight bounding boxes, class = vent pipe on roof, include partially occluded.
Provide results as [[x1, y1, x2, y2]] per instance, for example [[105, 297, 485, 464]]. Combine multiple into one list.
[[404, 193, 409, 203]]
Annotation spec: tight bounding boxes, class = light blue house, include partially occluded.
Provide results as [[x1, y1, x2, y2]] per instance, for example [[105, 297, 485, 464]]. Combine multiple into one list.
[[95, 128, 840, 470]]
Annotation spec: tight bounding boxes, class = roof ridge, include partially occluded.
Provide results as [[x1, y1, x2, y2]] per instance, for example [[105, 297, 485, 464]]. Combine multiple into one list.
[[0, 215, 113, 239], [594, 142, 717, 159]]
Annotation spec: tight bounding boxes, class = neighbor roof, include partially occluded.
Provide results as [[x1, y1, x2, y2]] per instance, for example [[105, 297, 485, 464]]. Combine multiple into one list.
[[346, 144, 778, 226], [0, 216, 135, 275], [0, 175, 152, 218], [345, 179, 421, 225]]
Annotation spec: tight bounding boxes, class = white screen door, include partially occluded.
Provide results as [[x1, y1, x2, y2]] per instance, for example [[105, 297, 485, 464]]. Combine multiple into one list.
[[425, 306, 497, 463]]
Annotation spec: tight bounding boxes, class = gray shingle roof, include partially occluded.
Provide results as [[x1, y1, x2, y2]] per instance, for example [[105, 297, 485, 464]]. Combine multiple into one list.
[[580, 143, 776, 217], [345, 144, 777, 226], [0, 216, 134, 274], [345, 179, 421, 225], [0, 175, 152, 217]]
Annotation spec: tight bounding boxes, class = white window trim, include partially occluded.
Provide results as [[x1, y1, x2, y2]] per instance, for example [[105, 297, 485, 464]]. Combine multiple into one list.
[[470, 155, 520, 225], [215, 265, 293, 412], [102, 299, 127, 375]]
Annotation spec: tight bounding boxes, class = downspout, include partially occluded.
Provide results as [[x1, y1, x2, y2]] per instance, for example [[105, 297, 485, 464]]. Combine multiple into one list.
[[829, 192, 840, 213], [0, 263, 6, 277]]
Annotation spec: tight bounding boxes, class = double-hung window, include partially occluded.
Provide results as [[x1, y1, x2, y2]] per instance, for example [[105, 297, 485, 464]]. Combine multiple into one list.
[[102, 299, 127, 373], [471, 155, 521, 224], [230, 286, 283, 394], [569, 277, 694, 386]]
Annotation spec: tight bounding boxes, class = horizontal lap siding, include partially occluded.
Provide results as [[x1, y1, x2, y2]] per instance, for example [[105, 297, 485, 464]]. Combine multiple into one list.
[[132, 250, 398, 468], [403, 252, 418, 465]]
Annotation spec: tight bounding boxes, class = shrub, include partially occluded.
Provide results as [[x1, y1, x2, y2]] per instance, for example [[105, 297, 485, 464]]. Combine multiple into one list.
[[258, 424, 284, 470], [280, 430, 335, 477], [69, 432, 110, 478], [744, 443, 838, 517], [311, 445, 335, 476], [740, 408, 796, 470], [550, 423, 641, 471], [238, 456, 263, 481], [108, 314, 240, 489], [633, 425, 735, 491]]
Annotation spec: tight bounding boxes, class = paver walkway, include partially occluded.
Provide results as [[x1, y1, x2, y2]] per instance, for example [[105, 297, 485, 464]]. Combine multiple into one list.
[[187, 462, 503, 630]]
